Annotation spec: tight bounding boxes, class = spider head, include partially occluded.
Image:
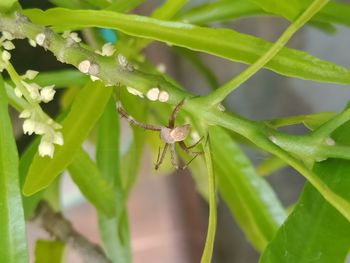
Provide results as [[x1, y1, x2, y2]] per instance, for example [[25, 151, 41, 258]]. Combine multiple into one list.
[[160, 124, 191, 144]]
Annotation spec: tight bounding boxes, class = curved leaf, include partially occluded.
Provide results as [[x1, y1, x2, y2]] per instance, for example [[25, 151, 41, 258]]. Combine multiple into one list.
[[24, 8, 350, 84], [96, 97, 131, 263], [0, 76, 28, 262], [210, 126, 286, 251], [23, 81, 112, 195], [260, 121, 350, 263], [68, 149, 116, 217]]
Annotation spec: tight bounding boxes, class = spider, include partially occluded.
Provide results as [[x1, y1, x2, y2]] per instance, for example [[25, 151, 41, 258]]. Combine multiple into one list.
[[116, 99, 203, 170]]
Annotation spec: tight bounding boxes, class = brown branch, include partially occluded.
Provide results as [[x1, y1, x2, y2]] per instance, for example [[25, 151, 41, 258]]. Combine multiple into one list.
[[34, 201, 111, 263]]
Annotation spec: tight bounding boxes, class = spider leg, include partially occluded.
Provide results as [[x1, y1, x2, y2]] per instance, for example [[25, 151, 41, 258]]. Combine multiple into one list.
[[169, 99, 186, 128], [116, 101, 162, 131], [181, 152, 201, 170], [155, 144, 169, 170], [170, 144, 179, 169], [179, 140, 204, 155]]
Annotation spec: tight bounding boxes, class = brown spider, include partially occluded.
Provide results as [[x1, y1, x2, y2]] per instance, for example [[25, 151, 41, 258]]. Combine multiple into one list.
[[116, 99, 203, 170]]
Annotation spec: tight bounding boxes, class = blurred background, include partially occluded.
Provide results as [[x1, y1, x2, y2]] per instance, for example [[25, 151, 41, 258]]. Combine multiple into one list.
[[12, 0, 350, 262]]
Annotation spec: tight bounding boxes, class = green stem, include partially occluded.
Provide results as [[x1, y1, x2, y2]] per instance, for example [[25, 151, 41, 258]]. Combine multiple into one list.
[[2, 9, 350, 221], [200, 137, 217, 263], [311, 107, 350, 139], [6, 62, 34, 104], [199, 0, 329, 107]]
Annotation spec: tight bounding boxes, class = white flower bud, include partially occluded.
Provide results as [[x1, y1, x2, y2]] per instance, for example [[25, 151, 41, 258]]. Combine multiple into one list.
[[101, 43, 115, 56], [2, 41, 15, 50], [14, 87, 22, 98], [28, 39, 37, 47], [19, 109, 31, 118], [23, 70, 39, 80], [53, 132, 64, 145], [69, 32, 81, 43], [158, 91, 169, 102], [23, 119, 36, 135], [40, 85, 56, 103], [39, 140, 54, 158], [2, 50, 11, 62], [78, 60, 91, 74], [35, 33, 46, 46], [147, 87, 160, 101], [157, 63, 166, 73], [2, 31, 14, 40]]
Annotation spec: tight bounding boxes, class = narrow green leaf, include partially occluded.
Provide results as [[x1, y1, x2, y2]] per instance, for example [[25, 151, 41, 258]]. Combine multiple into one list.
[[248, 0, 305, 20], [315, 2, 350, 28], [24, 8, 350, 84], [0, 76, 28, 262], [260, 122, 350, 263], [176, 0, 264, 24], [68, 149, 116, 217], [23, 81, 112, 195], [34, 69, 88, 88], [210, 126, 286, 251], [200, 138, 217, 263], [34, 240, 65, 263], [152, 0, 189, 20], [19, 139, 44, 219], [96, 97, 131, 262]]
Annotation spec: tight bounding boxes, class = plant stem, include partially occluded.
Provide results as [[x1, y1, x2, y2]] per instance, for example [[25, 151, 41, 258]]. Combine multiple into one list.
[[200, 136, 217, 263], [199, 0, 330, 107]]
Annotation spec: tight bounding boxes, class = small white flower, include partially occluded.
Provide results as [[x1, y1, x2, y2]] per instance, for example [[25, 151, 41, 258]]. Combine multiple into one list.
[[97, 43, 115, 56], [147, 87, 160, 101], [2, 50, 11, 62], [2, 41, 15, 50], [38, 139, 54, 158], [69, 32, 81, 43], [40, 85, 56, 103], [88, 63, 99, 76], [23, 119, 36, 135], [28, 39, 37, 47], [33, 122, 48, 135], [158, 91, 169, 102], [35, 33, 46, 46], [22, 70, 39, 80], [19, 109, 32, 118], [53, 132, 64, 145], [23, 82, 41, 101], [2, 31, 14, 40], [78, 60, 91, 74], [14, 87, 22, 98]]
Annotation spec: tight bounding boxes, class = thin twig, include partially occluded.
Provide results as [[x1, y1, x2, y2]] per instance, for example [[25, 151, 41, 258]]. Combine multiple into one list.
[[34, 201, 111, 263]]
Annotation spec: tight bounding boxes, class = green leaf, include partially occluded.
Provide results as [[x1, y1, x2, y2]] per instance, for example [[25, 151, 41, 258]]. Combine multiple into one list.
[[34, 240, 65, 263], [0, 76, 28, 262], [200, 138, 217, 263], [315, 1, 350, 28], [34, 69, 88, 88], [0, 0, 17, 12], [96, 97, 131, 262], [260, 122, 350, 263], [176, 0, 264, 24], [210, 126, 286, 251], [23, 81, 112, 195], [68, 149, 116, 217], [24, 8, 350, 85], [247, 0, 303, 20], [19, 139, 45, 219], [152, 0, 189, 20]]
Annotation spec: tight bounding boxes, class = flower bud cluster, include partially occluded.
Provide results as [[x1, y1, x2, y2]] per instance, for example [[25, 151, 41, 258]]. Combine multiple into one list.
[[20, 107, 63, 158], [15, 70, 63, 158], [0, 31, 15, 72]]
